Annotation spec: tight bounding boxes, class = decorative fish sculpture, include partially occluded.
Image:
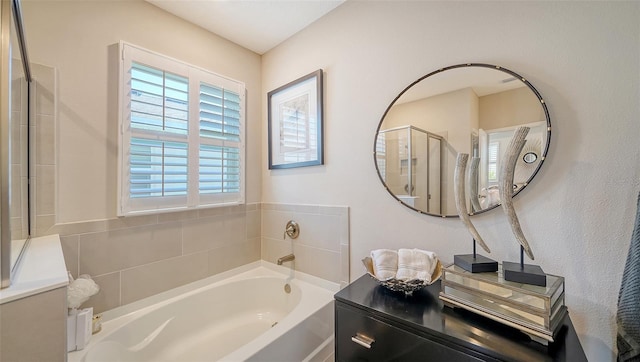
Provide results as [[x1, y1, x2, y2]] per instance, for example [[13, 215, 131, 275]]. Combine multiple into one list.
[[499, 126, 535, 260], [454, 153, 491, 254]]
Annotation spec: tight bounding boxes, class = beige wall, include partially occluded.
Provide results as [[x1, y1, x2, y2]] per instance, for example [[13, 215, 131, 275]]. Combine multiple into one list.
[[262, 1, 640, 360], [479, 86, 545, 130], [22, 0, 262, 224]]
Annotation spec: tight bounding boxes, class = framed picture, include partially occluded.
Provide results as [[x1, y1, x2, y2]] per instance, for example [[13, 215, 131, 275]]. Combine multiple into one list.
[[268, 69, 323, 169]]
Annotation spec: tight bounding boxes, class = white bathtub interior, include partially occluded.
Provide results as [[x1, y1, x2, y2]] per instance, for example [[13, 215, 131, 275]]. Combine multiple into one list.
[[69, 261, 338, 362]]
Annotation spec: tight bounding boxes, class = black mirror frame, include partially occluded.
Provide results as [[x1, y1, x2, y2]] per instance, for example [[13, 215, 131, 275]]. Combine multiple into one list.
[[373, 63, 551, 218]]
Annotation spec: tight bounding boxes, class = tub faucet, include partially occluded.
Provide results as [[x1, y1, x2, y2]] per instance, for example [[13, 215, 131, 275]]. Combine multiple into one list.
[[277, 254, 295, 265]]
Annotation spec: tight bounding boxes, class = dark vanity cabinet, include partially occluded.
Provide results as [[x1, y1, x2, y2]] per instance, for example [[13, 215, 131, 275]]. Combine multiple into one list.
[[335, 275, 587, 362]]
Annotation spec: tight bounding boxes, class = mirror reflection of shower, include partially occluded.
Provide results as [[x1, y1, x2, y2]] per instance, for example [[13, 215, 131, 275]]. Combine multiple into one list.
[[376, 126, 443, 214]]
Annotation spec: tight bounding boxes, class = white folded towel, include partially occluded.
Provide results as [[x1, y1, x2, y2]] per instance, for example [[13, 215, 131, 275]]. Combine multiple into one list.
[[396, 248, 438, 282], [370, 249, 398, 281]]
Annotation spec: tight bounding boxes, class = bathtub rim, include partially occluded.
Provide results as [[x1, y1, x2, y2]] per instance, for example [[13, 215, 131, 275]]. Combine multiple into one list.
[[68, 261, 339, 362]]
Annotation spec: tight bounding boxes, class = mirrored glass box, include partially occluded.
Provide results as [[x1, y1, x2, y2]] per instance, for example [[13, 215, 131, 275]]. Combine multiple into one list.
[[439, 263, 566, 344]]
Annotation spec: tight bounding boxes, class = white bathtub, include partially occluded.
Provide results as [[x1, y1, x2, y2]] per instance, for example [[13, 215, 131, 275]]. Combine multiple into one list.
[[68, 261, 338, 362]]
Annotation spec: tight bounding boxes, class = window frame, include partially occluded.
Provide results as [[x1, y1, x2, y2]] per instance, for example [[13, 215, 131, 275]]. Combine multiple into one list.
[[118, 42, 245, 216]]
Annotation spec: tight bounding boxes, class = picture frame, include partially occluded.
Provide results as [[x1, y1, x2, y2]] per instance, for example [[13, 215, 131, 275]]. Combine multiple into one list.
[[268, 69, 323, 169]]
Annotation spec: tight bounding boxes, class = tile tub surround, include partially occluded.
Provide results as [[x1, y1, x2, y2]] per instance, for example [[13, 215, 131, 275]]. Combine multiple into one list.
[[57, 204, 262, 314], [31, 63, 57, 237], [56, 202, 350, 314], [261, 203, 350, 287]]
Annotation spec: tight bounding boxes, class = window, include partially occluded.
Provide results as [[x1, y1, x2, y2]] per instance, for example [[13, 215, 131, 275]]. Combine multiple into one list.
[[375, 133, 386, 180], [487, 141, 499, 183], [118, 42, 245, 216]]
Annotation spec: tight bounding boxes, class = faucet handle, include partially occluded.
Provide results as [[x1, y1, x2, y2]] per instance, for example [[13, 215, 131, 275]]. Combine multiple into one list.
[[284, 220, 299, 239]]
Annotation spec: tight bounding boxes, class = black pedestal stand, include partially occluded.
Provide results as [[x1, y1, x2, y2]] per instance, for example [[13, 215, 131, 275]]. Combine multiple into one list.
[[454, 239, 498, 273], [503, 246, 546, 287]]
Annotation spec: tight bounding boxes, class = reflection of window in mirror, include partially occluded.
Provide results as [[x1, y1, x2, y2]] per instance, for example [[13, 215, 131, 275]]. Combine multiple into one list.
[[487, 141, 499, 184], [375, 134, 386, 180]]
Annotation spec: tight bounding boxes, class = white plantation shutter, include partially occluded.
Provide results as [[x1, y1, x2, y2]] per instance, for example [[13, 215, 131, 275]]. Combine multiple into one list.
[[199, 84, 241, 141], [199, 145, 240, 194], [488, 141, 499, 183], [130, 63, 189, 135], [119, 42, 245, 216], [375, 133, 386, 180], [129, 138, 188, 198]]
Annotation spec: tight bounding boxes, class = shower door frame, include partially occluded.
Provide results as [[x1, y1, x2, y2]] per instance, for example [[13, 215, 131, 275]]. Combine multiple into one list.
[[378, 125, 444, 214]]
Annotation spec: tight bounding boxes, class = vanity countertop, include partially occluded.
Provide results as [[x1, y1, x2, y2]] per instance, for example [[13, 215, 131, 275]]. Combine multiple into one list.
[[0, 234, 68, 304], [335, 274, 587, 362]]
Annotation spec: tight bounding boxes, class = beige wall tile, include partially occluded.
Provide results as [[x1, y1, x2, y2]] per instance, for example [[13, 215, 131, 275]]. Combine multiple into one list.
[[292, 204, 320, 214], [262, 209, 294, 240], [20, 125, 28, 174], [106, 214, 158, 231], [36, 165, 55, 215], [225, 212, 247, 244], [60, 234, 79, 277], [35, 214, 55, 236], [10, 77, 22, 110], [208, 240, 260, 276], [261, 203, 277, 211], [260, 203, 350, 283], [83, 272, 121, 314], [294, 213, 340, 252], [182, 215, 225, 254], [198, 206, 225, 218], [78, 222, 182, 276], [49, 219, 110, 236], [10, 111, 21, 161], [52, 203, 349, 317], [261, 237, 292, 265], [246, 209, 261, 239], [55, 213, 158, 236], [0, 287, 66, 362], [293, 244, 341, 283], [157, 210, 198, 224], [35, 114, 55, 166], [10, 217, 24, 240], [247, 237, 261, 261], [339, 212, 350, 246], [341, 244, 350, 284], [33, 71, 56, 116], [319, 206, 348, 216], [225, 204, 246, 215], [121, 252, 208, 305], [9, 165, 22, 215]]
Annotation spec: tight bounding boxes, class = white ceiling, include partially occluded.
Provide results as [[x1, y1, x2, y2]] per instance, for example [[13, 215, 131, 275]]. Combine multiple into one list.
[[395, 66, 525, 105], [146, 0, 345, 55]]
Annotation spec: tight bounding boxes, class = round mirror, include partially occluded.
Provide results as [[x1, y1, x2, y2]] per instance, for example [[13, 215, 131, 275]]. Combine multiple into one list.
[[374, 63, 550, 217]]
